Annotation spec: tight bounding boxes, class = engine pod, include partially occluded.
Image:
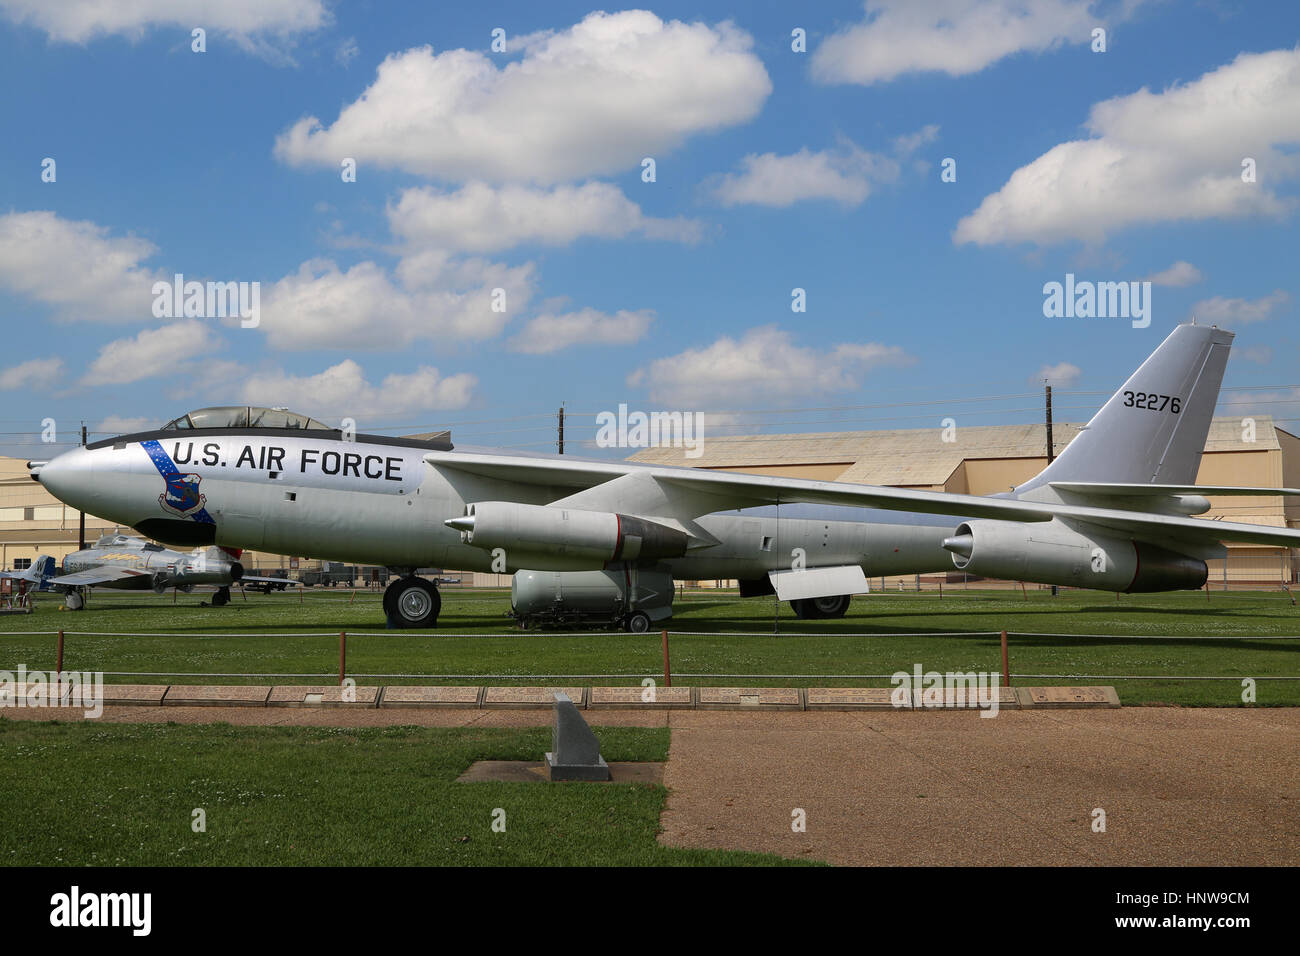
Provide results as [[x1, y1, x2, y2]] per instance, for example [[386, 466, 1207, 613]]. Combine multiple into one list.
[[944, 519, 1208, 592], [454, 501, 688, 571]]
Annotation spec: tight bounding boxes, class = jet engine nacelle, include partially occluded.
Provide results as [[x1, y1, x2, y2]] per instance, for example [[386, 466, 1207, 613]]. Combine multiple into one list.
[[942, 519, 1208, 593], [449, 502, 688, 571]]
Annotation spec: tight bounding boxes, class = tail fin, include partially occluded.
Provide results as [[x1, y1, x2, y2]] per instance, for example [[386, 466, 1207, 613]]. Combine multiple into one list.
[[14, 555, 58, 589], [32, 555, 57, 588], [1017, 323, 1234, 496]]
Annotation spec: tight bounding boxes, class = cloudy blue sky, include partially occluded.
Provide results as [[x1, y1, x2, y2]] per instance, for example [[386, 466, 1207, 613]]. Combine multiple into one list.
[[0, 0, 1297, 457]]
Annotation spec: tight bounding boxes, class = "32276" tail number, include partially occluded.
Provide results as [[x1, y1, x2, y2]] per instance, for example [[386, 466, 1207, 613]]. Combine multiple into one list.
[[1123, 391, 1181, 413]]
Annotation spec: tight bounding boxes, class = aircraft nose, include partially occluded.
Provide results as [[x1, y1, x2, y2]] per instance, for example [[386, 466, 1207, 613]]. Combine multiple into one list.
[[33, 447, 98, 510]]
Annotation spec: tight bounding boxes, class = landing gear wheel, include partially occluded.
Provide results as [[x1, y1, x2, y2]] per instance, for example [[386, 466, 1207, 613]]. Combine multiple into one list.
[[625, 611, 652, 633], [789, 595, 851, 620], [64, 591, 84, 611], [212, 587, 231, 607], [810, 594, 850, 618], [383, 576, 441, 628]]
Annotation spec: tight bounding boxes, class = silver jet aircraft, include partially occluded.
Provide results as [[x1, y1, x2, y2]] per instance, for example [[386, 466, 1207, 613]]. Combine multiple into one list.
[[13, 533, 297, 609], [27, 323, 1300, 628]]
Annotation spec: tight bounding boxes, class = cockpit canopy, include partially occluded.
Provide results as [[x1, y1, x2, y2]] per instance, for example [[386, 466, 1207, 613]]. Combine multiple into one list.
[[93, 533, 163, 552], [162, 406, 333, 431]]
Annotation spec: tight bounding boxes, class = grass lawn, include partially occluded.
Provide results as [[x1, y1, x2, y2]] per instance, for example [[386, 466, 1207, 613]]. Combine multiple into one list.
[[0, 720, 810, 866], [1, 587, 1297, 705]]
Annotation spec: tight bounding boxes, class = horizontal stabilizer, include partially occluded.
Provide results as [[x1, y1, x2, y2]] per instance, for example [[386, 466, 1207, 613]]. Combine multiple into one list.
[[1051, 482, 1300, 497]]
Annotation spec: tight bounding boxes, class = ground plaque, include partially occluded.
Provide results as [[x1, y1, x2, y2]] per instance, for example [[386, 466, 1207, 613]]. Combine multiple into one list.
[[588, 686, 694, 709], [805, 687, 902, 711], [267, 685, 380, 708], [380, 685, 482, 708], [100, 684, 169, 707], [697, 687, 802, 711], [929, 686, 1019, 710], [162, 685, 272, 707], [1017, 686, 1121, 709], [483, 686, 588, 709]]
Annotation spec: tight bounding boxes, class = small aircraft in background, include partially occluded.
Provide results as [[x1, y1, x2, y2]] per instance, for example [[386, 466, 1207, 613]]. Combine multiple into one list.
[[4, 533, 300, 609]]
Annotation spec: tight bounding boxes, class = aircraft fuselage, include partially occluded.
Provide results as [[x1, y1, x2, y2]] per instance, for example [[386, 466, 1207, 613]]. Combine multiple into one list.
[[37, 432, 957, 580]]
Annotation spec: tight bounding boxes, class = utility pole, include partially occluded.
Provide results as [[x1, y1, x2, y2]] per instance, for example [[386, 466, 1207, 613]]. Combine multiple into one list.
[[1045, 384, 1055, 463], [1045, 388, 1057, 598], [557, 404, 565, 455], [78, 423, 87, 549]]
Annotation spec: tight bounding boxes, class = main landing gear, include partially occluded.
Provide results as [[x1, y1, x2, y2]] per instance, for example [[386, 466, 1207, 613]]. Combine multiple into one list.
[[789, 594, 851, 620], [383, 575, 441, 628], [212, 586, 231, 607]]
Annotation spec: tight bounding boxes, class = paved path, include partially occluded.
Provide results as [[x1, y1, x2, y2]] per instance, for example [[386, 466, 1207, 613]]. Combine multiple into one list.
[[656, 708, 1299, 866], [4, 705, 1294, 865]]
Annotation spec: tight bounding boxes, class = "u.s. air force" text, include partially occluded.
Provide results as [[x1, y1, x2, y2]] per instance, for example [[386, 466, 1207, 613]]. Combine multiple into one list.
[[170, 442, 402, 481]]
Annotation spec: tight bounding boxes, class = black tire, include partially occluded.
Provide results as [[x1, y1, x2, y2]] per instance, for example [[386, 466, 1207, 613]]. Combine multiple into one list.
[[384, 576, 441, 628], [810, 594, 850, 618], [790, 595, 851, 620], [212, 587, 231, 607], [625, 611, 652, 633]]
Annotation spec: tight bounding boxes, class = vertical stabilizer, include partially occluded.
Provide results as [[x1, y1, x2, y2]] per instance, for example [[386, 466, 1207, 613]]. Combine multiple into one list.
[[1017, 324, 1234, 495]]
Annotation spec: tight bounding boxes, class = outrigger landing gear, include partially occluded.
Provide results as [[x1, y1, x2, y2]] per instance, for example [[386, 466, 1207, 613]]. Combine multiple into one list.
[[383, 574, 441, 628], [212, 586, 231, 607]]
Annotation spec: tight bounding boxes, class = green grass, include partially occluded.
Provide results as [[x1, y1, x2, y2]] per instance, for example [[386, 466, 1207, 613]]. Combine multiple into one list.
[[1, 588, 1298, 705], [0, 720, 810, 866]]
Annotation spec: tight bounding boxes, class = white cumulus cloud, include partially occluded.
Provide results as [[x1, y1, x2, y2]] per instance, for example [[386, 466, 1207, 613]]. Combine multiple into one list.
[[1191, 290, 1291, 325], [388, 182, 701, 253], [712, 146, 886, 207], [627, 325, 913, 407], [710, 129, 936, 207], [954, 48, 1300, 246], [1144, 261, 1204, 287], [1032, 361, 1082, 387], [257, 254, 535, 350], [0, 211, 163, 321], [82, 320, 222, 386], [273, 11, 771, 183], [0, 0, 328, 59], [0, 357, 63, 390], [812, 0, 1103, 86], [240, 360, 476, 418], [509, 308, 655, 354]]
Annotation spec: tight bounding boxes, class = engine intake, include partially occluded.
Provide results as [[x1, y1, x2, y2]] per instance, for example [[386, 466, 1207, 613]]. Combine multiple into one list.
[[942, 519, 1207, 593]]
